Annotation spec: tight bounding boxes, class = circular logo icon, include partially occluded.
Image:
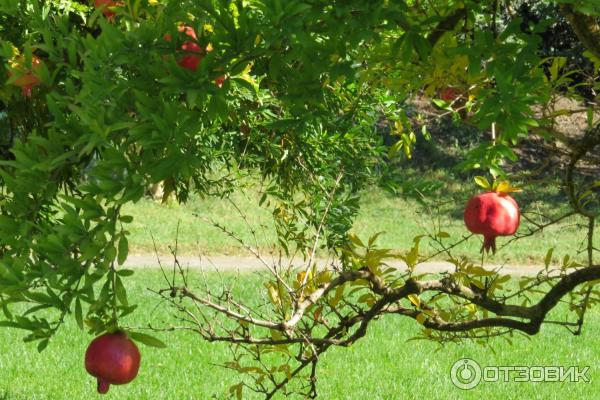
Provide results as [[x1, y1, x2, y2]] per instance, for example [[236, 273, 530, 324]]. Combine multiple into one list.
[[450, 358, 482, 390]]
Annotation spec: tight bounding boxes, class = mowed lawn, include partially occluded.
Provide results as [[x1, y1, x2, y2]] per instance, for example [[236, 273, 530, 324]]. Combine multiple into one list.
[[122, 183, 597, 265], [0, 270, 598, 399]]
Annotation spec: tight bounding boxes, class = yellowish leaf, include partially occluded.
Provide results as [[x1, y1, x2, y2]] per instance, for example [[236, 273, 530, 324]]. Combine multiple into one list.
[[474, 176, 491, 190], [408, 294, 420, 308]]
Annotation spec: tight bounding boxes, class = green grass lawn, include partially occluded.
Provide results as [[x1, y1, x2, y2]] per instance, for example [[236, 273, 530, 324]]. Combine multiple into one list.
[[123, 177, 596, 265], [0, 269, 597, 399]]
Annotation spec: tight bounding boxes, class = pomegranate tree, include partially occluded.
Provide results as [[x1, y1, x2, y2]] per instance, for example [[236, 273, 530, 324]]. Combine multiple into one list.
[[464, 189, 520, 254], [85, 332, 141, 394]]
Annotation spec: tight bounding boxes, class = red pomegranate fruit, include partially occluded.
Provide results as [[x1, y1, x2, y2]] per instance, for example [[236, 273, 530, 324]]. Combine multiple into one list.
[[214, 75, 226, 88], [180, 41, 202, 54], [440, 87, 459, 102], [177, 54, 203, 71], [85, 331, 141, 394], [177, 41, 204, 71], [464, 191, 520, 254], [94, 0, 120, 19]]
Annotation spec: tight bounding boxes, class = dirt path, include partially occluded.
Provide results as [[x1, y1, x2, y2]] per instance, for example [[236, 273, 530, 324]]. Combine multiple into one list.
[[124, 254, 551, 276]]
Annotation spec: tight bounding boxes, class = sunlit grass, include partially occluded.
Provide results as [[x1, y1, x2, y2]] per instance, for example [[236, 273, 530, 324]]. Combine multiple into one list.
[[123, 174, 596, 265], [0, 270, 598, 399]]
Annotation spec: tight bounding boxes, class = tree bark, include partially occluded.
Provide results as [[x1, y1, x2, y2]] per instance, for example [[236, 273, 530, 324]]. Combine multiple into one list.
[[560, 4, 600, 59]]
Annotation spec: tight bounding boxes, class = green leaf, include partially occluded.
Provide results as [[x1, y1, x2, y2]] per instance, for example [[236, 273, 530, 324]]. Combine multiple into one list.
[[269, 55, 283, 81], [229, 383, 243, 400], [37, 338, 49, 353], [367, 232, 384, 247], [562, 254, 570, 268], [207, 94, 228, 121], [544, 248, 554, 268], [117, 236, 129, 266], [432, 98, 450, 109], [24, 292, 52, 304], [357, 293, 375, 305], [474, 176, 491, 190], [127, 331, 167, 348], [105, 246, 117, 263], [1, 301, 13, 319], [114, 276, 128, 307], [328, 284, 345, 308], [348, 233, 365, 247], [75, 298, 84, 330], [0, 321, 24, 329], [120, 215, 134, 223]]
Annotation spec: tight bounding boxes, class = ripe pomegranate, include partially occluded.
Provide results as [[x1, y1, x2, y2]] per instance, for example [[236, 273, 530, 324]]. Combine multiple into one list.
[[85, 332, 141, 394], [177, 41, 204, 71], [8, 55, 43, 97], [94, 0, 120, 19], [165, 24, 213, 72], [177, 54, 203, 71], [440, 87, 459, 102], [180, 41, 202, 53], [464, 191, 520, 254]]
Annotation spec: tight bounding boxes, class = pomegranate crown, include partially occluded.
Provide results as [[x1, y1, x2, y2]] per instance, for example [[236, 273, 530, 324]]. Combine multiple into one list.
[[474, 176, 522, 194]]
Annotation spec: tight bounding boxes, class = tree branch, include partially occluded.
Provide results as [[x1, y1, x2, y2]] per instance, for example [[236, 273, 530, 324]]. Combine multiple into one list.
[[560, 4, 600, 60]]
